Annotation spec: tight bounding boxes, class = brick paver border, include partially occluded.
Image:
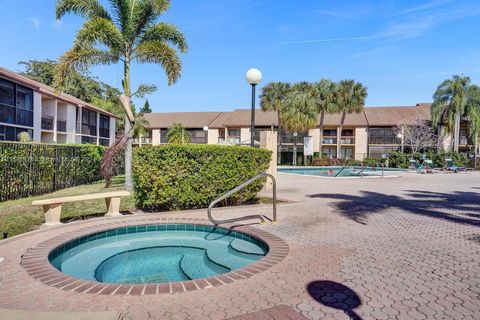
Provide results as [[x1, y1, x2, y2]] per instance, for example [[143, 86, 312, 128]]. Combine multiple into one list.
[[20, 217, 289, 296]]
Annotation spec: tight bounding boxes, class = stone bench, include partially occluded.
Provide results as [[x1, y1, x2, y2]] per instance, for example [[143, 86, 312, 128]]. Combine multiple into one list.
[[32, 191, 130, 226]]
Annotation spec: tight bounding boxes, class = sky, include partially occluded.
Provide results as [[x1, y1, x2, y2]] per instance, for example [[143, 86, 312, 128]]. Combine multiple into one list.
[[0, 0, 479, 112]]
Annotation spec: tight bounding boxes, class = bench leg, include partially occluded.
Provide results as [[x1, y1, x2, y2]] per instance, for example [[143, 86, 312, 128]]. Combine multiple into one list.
[[105, 197, 122, 217], [42, 204, 63, 226]]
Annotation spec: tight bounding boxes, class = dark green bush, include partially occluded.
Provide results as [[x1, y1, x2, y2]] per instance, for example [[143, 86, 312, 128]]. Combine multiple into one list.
[[387, 152, 410, 168], [133, 144, 272, 211], [0, 141, 104, 201]]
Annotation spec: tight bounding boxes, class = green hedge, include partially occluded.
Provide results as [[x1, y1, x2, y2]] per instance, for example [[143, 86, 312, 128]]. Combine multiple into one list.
[[0, 141, 104, 201], [133, 144, 272, 211]]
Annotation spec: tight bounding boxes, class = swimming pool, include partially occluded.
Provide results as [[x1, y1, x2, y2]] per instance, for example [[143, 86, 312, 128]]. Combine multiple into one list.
[[278, 166, 403, 177], [49, 224, 268, 284]]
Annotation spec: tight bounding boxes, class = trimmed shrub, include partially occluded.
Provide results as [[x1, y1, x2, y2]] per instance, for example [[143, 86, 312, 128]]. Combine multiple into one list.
[[387, 152, 410, 168], [312, 158, 346, 166], [0, 141, 104, 201], [133, 144, 272, 211]]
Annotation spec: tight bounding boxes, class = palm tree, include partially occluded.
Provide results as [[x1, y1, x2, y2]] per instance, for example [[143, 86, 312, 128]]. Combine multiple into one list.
[[54, 0, 188, 190], [335, 80, 367, 159], [431, 75, 471, 152], [167, 123, 191, 144], [260, 82, 291, 164], [315, 79, 338, 157], [282, 83, 318, 166], [465, 85, 480, 157]]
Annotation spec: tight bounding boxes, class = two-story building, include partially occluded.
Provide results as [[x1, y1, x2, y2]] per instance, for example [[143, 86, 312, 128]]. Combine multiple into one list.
[[137, 103, 477, 162], [0, 67, 117, 146]]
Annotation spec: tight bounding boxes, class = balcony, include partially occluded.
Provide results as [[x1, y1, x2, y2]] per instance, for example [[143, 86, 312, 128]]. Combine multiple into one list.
[[340, 137, 355, 145], [57, 120, 67, 132], [368, 137, 399, 145], [41, 116, 54, 131], [459, 138, 472, 145], [133, 137, 152, 144], [322, 137, 337, 144], [226, 136, 241, 144]]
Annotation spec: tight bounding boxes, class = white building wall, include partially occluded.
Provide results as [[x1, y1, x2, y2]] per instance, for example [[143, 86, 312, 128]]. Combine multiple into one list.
[[65, 103, 77, 144], [152, 129, 160, 145], [355, 127, 368, 160], [32, 92, 42, 142]]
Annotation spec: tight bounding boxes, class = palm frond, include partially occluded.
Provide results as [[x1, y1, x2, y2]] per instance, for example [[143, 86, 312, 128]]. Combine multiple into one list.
[[73, 17, 124, 52], [54, 48, 118, 91], [141, 23, 188, 53], [132, 83, 158, 98], [281, 91, 318, 132], [56, 0, 111, 20], [135, 40, 182, 85], [259, 82, 291, 112], [109, 0, 132, 36]]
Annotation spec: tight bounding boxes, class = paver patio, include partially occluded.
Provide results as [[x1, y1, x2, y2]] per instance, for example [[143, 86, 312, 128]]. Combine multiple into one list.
[[0, 172, 479, 319]]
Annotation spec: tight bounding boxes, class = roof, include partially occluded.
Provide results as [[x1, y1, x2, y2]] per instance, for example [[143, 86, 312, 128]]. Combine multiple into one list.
[[222, 109, 278, 127], [364, 104, 431, 126], [142, 112, 224, 129], [140, 105, 433, 129], [0, 66, 119, 119]]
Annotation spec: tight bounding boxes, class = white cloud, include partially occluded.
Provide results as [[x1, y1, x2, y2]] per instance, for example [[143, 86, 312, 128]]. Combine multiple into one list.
[[398, 0, 454, 15], [29, 17, 40, 29]]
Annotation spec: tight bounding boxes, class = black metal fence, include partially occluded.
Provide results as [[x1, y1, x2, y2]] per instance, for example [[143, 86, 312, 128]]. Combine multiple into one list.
[[0, 142, 104, 202]]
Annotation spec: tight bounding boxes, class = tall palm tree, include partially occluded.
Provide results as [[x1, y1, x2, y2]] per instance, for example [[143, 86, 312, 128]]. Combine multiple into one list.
[[54, 0, 188, 190], [335, 80, 367, 159], [282, 83, 318, 166], [167, 123, 191, 144], [465, 85, 480, 156], [260, 82, 291, 164], [431, 75, 471, 152], [315, 79, 338, 157]]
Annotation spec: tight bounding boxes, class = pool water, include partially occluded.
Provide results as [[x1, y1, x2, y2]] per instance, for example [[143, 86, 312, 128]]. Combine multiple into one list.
[[278, 166, 402, 177], [49, 224, 268, 284]]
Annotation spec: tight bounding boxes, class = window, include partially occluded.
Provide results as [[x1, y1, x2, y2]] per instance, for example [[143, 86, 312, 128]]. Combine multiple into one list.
[[99, 114, 110, 138], [323, 147, 337, 158], [0, 125, 32, 141], [218, 129, 225, 141], [99, 138, 110, 146], [81, 109, 97, 136], [227, 129, 241, 144], [160, 129, 168, 143], [340, 148, 353, 159], [323, 129, 337, 137], [81, 136, 97, 144], [189, 129, 207, 144], [0, 79, 33, 127], [368, 127, 398, 144], [369, 146, 399, 158], [341, 129, 354, 136]]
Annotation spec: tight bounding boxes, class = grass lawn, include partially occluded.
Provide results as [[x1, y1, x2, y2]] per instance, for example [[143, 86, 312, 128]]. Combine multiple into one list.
[[0, 176, 278, 238], [0, 176, 135, 238]]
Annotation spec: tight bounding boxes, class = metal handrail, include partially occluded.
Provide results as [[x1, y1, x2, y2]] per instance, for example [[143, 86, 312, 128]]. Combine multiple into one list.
[[355, 162, 384, 178], [207, 172, 277, 225], [334, 160, 350, 177]]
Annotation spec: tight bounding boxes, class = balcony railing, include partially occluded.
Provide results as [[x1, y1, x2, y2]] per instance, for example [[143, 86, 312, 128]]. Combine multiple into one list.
[[459, 138, 473, 145], [321, 137, 337, 144], [57, 120, 67, 132], [41, 116, 54, 131], [226, 136, 241, 144], [368, 137, 399, 145], [340, 137, 355, 144], [133, 137, 152, 144]]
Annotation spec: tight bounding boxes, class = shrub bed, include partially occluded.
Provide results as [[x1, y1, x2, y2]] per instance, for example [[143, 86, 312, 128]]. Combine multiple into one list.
[[0, 141, 104, 202], [133, 145, 272, 211]]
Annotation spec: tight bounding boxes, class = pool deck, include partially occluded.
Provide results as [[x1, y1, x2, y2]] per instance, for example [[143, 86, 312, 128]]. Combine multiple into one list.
[[1, 172, 479, 319]]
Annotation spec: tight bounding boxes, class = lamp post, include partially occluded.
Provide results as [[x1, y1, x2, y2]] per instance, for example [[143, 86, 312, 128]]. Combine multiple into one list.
[[397, 133, 404, 153], [203, 126, 209, 144], [246, 68, 262, 147]]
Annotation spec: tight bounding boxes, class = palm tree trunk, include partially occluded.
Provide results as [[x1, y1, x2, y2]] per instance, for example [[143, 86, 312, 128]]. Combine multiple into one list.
[[293, 132, 297, 166], [319, 111, 324, 158], [337, 112, 346, 159], [454, 113, 460, 152], [277, 110, 282, 165], [123, 59, 133, 191]]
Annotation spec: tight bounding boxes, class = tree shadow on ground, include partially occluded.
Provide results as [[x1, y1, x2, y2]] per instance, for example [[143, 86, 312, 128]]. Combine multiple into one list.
[[307, 280, 362, 320], [307, 190, 480, 227]]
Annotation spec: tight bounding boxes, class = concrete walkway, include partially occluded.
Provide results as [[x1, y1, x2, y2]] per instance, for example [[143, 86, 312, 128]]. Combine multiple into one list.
[[0, 172, 479, 319]]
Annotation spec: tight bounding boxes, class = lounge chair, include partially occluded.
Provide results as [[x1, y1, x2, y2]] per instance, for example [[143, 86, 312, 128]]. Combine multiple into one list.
[[444, 158, 466, 173], [423, 159, 439, 173], [409, 159, 427, 173]]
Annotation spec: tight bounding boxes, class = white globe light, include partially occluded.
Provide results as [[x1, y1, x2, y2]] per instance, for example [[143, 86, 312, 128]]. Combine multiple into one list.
[[203, 126, 209, 132], [246, 68, 262, 85], [397, 133, 403, 139]]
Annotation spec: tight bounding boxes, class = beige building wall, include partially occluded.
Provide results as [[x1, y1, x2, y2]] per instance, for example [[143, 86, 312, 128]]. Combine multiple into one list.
[[207, 129, 219, 145], [151, 129, 161, 145], [309, 128, 320, 153], [437, 126, 453, 152], [240, 127, 250, 143], [355, 127, 368, 160], [260, 131, 277, 190]]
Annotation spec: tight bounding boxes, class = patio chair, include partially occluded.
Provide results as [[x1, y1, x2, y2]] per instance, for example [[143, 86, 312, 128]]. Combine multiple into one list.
[[423, 159, 439, 173], [444, 158, 466, 173], [409, 159, 427, 173]]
